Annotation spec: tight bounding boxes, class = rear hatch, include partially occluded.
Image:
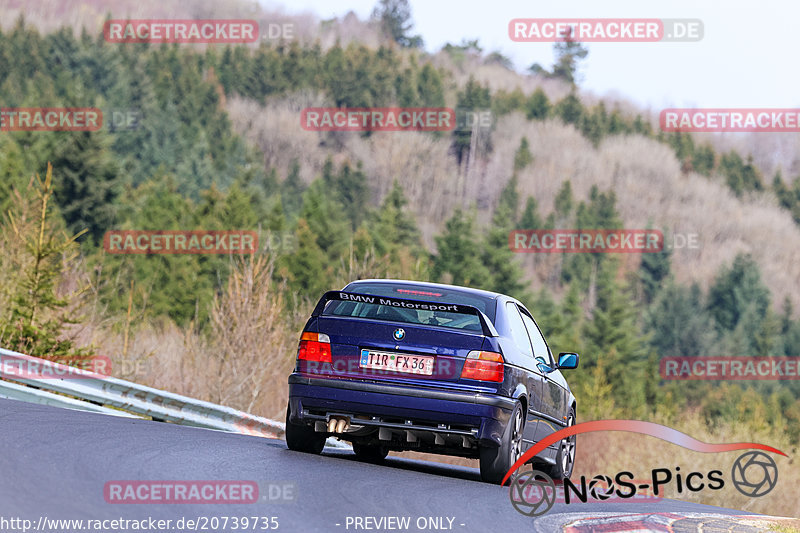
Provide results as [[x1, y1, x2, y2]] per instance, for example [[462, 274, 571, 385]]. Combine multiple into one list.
[[299, 289, 498, 391]]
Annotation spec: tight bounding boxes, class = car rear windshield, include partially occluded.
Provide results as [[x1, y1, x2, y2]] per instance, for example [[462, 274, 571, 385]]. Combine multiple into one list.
[[322, 283, 497, 332]]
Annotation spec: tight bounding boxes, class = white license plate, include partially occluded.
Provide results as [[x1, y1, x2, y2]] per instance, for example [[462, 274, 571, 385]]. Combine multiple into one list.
[[359, 349, 434, 376]]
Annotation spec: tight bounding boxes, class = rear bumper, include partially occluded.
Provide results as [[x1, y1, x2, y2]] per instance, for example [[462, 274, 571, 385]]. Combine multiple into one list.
[[287, 373, 515, 447]]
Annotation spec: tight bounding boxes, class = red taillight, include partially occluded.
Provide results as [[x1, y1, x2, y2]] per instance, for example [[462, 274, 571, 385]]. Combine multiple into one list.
[[297, 332, 332, 363], [460, 351, 504, 382]]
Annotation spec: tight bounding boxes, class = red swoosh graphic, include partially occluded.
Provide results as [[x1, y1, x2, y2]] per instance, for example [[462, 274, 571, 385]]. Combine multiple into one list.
[[500, 419, 787, 486]]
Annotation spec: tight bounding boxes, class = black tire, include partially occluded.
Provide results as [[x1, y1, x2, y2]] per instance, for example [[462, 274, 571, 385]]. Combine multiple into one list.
[[285, 405, 326, 454], [479, 402, 525, 484], [352, 442, 389, 462], [546, 407, 576, 479]]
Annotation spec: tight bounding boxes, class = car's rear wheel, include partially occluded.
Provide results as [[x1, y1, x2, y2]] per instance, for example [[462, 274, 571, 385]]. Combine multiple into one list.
[[479, 401, 524, 484], [546, 407, 576, 479], [352, 442, 389, 462], [285, 405, 326, 454]]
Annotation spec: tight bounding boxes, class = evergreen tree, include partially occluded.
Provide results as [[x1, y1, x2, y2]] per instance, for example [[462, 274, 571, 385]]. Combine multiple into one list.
[[0, 135, 27, 212], [496, 175, 520, 222], [492, 88, 526, 116], [215, 182, 261, 229], [720, 151, 763, 196], [773, 171, 791, 208], [579, 102, 608, 147], [525, 88, 550, 120], [692, 144, 716, 176], [554, 92, 583, 126], [281, 218, 333, 298], [529, 284, 583, 357], [299, 178, 351, 260], [281, 160, 306, 219], [582, 260, 649, 414], [265, 196, 287, 233], [638, 229, 672, 304], [780, 298, 800, 357], [452, 77, 492, 166], [323, 160, 369, 229], [396, 67, 419, 106], [323, 45, 371, 108], [707, 254, 770, 333], [580, 355, 617, 419], [432, 209, 492, 288], [607, 109, 629, 135], [480, 178, 529, 297], [97, 177, 216, 326], [367, 181, 422, 256], [553, 180, 574, 221], [518, 196, 542, 230], [561, 185, 621, 289], [750, 306, 782, 356], [772, 171, 800, 225], [48, 131, 121, 244], [371, 0, 423, 48], [550, 30, 588, 86], [632, 114, 652, 136], [417, 63, 445, 107], [644, 282, 717, 357], [667, 131, 695, 170], [0, 163, 89, 358], [513, 137, 533, 172]]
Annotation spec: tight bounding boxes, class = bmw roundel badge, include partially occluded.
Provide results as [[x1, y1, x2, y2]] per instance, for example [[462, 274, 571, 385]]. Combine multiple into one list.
[[393, 328, 406, 341]]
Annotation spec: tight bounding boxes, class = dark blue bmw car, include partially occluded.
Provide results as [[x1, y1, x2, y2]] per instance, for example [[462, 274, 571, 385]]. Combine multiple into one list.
[[286, 279, 579, 484]]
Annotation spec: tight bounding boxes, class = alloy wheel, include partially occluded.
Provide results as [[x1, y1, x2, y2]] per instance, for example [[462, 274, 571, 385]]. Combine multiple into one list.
[[510, 407, 524, 464], [560, 413, 576, 475]]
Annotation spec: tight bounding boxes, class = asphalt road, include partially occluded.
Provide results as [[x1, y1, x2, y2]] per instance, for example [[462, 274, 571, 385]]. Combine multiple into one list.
[[0, 399, 778, 532]]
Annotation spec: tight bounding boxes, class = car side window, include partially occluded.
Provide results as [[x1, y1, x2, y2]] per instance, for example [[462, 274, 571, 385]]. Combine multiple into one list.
[[519, 306, 553, 367], [505, 302, 533, 357]]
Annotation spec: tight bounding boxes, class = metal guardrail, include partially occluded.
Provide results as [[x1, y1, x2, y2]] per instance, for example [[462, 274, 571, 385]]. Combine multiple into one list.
[[0, 346, 285, 439], [0, 377, 140, 418]]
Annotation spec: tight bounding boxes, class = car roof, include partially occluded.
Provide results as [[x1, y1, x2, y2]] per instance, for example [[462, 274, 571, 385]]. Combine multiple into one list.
[[344, 279, 504, 301]]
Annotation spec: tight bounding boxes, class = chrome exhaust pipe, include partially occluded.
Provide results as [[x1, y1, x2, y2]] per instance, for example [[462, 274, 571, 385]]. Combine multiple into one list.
[[327, 416, 351, 433]]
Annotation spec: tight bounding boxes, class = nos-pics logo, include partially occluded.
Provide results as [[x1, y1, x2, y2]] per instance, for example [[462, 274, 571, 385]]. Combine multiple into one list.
[[509, 451, 778, 517], [502, 420, 784, 518]]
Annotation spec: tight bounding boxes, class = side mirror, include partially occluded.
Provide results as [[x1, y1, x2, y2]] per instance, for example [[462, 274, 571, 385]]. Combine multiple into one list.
[[557, 352, 579, 370]]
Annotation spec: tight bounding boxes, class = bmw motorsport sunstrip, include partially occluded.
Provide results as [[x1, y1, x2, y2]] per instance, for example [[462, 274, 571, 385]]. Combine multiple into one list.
[[285, 279, 579, 484]]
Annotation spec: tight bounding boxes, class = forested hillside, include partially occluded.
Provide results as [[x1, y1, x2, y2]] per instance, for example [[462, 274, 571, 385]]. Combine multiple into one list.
[[1, 0, 799, 514]]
